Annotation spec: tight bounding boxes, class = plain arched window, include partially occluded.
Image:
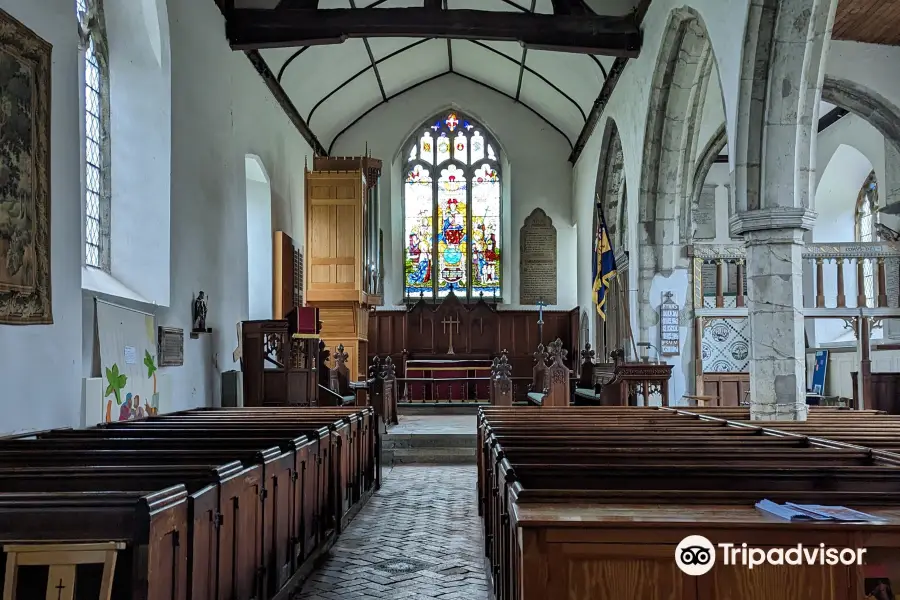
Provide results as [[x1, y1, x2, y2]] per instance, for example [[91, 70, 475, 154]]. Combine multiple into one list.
[[77, 0, 110, 270], [855, 171, 878, 307], [403, 111, 502, 301]]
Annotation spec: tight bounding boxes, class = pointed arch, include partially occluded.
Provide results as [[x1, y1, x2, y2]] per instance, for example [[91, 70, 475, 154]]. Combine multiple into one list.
[[401, 110, 503, 302]]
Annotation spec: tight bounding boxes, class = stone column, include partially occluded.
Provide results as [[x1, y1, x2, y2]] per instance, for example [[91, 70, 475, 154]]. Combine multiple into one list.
[[734, 209, 815, 421]]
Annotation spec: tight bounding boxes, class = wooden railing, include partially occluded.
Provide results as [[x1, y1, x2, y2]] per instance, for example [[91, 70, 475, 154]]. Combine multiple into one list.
[[689, 241, 900, 315]]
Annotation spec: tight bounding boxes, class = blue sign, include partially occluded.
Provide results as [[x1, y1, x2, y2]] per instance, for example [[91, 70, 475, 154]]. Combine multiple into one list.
[[810, 350, 828, 395]]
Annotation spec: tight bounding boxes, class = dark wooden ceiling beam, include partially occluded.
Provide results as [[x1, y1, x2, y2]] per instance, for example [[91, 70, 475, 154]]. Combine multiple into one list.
[[245, 50, 328, 156], [227, 8, 641, 56], [568, 0, 652, 163]]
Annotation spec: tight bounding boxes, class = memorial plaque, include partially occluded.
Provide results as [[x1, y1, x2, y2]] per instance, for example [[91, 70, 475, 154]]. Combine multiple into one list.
[[520, 208, 557, 305], [694, 185, 717, 240], [659, 291, 680, 355], [158, 326, 184, 367]]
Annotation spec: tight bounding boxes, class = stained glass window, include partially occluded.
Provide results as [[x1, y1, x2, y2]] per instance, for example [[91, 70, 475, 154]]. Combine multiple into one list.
[[78, 0, 110, 270], [856, 171, 878, 308], [403, 112, 502, 301]]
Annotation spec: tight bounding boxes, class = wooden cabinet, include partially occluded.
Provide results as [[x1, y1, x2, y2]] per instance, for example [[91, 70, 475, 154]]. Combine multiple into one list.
[[305, 157, 382, 384]]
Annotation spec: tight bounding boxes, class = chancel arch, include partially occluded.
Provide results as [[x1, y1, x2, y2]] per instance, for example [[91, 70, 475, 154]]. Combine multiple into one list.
[[401, 110, 503, 303], [593, 119, 629, 362]]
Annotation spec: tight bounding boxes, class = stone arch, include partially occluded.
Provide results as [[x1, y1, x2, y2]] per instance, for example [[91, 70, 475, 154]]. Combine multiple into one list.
[[635, 7, 716, 351], [595, 119, 626, 249], [690, 123, 728, 233], [593, 119, 628, 358], [638, 7, 714, 270]]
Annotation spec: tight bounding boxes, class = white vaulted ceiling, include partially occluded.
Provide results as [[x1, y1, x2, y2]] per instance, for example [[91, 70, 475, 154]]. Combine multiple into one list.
[[256, 0, 639, 152]]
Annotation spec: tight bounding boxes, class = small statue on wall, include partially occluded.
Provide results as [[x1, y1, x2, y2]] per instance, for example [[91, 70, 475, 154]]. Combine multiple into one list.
[[193, 291, 209, 332]]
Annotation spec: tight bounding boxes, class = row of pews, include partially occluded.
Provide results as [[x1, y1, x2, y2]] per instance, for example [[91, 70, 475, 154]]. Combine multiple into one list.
[[489, 341, 673, 407], [0, 407, 380, 600], [477, 406, 900, 600]]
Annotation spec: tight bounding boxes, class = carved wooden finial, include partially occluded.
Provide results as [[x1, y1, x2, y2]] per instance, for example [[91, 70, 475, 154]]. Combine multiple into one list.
[[334, 344, 349, 367], [533, 344, 548, 364], [496, 352, 512, 379], [369, 355, 382, 379], [548, 338, 568, 366], [581, 343, 595, 362], [383, 355, 396, 377]]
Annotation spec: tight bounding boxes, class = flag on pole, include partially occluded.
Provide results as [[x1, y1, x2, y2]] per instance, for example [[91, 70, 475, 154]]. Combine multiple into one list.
[[592, 200, 617, 320]]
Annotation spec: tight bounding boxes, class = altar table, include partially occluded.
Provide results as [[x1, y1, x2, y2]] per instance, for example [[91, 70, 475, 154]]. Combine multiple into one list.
[[404, 359, 492, 402]]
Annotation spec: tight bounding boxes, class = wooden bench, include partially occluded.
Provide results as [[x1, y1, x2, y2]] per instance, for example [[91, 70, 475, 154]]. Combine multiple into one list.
[[525, 340, 571, 407], [573, 343, 616, 404], [0, 408, 378, 600], [476, 406, 900, 600]]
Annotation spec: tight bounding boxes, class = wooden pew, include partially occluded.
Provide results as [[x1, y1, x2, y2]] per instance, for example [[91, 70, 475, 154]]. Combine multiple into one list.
[[0, 408, 377, 600], [368, 356, 399, 431], [490, 352, 513, 407], [476, 406, 900, 600], [324, 345, 356, 406], [573, 343, 616, 405], [0, 487, 187, 600], [525, 340, 571, 407]]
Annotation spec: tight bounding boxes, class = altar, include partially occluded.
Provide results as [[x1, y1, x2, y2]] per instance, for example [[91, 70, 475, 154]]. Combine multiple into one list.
[[405, 359, 492, 402]]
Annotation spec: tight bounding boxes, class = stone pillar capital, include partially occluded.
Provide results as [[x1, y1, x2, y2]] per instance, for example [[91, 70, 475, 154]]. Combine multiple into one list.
[[730, 208, 817, 237]]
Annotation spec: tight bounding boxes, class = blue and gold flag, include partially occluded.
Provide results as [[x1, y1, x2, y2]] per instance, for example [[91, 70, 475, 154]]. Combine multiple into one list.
[[592, 202, 617, 320]]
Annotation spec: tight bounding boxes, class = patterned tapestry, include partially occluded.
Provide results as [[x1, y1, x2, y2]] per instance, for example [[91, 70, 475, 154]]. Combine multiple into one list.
[[701, 318, 750, 372], [0, 9, 52, 324]]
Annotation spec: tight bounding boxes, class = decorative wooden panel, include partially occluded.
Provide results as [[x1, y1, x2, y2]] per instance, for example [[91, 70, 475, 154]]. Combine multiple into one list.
[[273, 231, 299, 318], [368, 298, 579, 379], [702, 372, 750, 406], [834, 0, 900, 45]]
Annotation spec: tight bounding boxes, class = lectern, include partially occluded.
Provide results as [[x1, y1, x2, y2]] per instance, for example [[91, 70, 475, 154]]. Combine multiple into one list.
[[305, 156, 383, 383]]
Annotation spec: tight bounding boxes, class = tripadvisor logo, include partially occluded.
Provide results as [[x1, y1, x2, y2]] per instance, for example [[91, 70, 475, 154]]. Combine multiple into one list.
[[675, 535, 716, 576], [675, 536, 868, 576]]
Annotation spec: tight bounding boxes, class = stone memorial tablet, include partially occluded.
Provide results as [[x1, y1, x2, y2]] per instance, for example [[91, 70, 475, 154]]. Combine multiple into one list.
[[520, 208, 558, 305], [158, 326, 184, 367], [694, 185, 717, 240]]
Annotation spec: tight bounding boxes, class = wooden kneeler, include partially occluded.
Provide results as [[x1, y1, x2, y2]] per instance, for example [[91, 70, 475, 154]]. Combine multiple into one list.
[[2, 542, 125, 600]]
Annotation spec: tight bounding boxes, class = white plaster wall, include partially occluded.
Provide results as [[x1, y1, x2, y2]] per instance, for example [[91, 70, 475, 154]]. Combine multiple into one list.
[[106, 0, 172, 306], [0, 0, 83, 435], [153, 0, 313, 409], [78, 0, 314, 415], [330, 75, 576, 311]]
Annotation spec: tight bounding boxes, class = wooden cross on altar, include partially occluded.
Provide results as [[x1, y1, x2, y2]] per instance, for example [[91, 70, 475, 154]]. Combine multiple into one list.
[[442, 313, 460, 355]]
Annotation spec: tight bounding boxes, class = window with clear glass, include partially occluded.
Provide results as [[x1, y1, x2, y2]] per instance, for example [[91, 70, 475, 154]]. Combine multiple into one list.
[[78, 0, 110, 270], [855, 171, 878, 308], [403, 112, 502, 301]]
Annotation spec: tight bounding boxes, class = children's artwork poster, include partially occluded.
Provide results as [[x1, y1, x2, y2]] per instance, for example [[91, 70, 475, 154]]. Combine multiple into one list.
[[95, 300, 161, 422]]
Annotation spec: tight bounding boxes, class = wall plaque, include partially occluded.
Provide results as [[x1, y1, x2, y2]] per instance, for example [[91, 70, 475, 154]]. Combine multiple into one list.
[[659, 291, 680, 355], [694, 185, 717, 240], [520, 208, 557, 305], [158, 326, 184, 367]]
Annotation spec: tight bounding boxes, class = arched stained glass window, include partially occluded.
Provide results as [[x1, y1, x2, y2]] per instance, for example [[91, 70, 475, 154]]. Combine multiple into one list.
[[856, 171, 879, 307], [403, 111, 502, 301]]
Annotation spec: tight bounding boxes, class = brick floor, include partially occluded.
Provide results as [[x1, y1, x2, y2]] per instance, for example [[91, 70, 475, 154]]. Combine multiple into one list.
[[293, 465, 490, 600]]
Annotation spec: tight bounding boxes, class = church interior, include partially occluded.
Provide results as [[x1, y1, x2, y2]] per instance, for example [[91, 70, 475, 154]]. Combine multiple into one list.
[[2, 0, 900, 597]]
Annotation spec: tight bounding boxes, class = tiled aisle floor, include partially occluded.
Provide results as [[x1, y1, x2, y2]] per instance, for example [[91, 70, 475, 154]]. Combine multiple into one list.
[[293, 465, 490, 600]]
